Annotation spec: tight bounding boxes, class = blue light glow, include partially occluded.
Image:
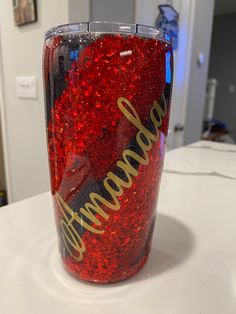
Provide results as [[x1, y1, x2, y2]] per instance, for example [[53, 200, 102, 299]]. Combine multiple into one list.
[[70, 50, 79, 61], [166, 34, 171, 42], [166, 51, 171, 83]]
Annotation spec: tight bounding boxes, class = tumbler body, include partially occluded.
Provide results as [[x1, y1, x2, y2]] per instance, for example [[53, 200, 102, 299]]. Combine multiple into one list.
[[43, 22, 173, 283]]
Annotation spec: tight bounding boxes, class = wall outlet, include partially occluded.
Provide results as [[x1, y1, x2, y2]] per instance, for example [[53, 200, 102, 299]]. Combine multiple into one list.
[[16, 76, 37, 98]]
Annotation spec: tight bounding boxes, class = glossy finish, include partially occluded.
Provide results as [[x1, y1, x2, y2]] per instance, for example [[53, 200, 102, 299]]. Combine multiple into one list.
[[1, 141, 236, 313], [43, 22, 173, 282]]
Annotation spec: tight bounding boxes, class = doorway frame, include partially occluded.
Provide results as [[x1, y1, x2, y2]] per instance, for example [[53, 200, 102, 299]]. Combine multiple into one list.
[[0, 27, 12, 203]]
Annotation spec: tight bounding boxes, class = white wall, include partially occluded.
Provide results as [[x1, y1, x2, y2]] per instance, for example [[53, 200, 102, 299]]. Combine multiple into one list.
[[90, 0, 134, 23], [0, 0, 69, 202], [69, 0, 90, 23]]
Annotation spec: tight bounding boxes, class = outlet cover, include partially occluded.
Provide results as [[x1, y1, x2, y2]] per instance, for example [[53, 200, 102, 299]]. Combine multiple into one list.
[[16, 76, 37, 99]]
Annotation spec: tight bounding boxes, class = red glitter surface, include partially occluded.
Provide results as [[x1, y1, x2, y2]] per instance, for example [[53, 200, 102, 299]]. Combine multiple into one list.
[[63, 135, 165, 283], [44, 32, 172, 283]]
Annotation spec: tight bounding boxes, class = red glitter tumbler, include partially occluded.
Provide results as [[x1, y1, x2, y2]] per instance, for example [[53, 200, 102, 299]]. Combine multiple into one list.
[[43, 22, 173, 283]]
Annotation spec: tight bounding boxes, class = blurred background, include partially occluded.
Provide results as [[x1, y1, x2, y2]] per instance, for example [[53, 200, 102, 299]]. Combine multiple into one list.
[[0, 0, 235, 204]]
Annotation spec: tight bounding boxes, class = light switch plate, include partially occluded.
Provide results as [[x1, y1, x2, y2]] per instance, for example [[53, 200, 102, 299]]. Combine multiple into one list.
[[16, 76, 37, 99]]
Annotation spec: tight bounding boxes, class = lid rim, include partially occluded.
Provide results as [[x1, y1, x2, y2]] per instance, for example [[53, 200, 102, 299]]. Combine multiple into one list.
[[44, 21, 170, 44]]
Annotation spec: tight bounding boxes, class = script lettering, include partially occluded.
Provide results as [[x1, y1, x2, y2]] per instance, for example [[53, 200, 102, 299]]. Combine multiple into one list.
[[55, 96, 167, 261]]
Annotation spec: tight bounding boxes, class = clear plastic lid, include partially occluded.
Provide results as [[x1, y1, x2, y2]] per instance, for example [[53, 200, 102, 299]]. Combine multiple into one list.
[[45, 21, 170, 44]]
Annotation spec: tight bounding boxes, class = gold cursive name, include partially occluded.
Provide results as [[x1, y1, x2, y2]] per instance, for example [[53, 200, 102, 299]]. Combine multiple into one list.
[[55, 96, 167, 261]]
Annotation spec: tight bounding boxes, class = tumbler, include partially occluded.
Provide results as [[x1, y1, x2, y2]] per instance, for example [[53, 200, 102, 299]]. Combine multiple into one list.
[[43, 22, 173, 283]]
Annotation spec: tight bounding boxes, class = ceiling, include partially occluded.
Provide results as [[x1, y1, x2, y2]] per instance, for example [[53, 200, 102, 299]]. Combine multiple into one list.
[[214, 0, 236, 15]]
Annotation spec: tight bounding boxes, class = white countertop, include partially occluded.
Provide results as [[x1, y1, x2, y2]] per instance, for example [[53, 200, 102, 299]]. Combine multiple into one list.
[[1, 141, 236, 314]]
